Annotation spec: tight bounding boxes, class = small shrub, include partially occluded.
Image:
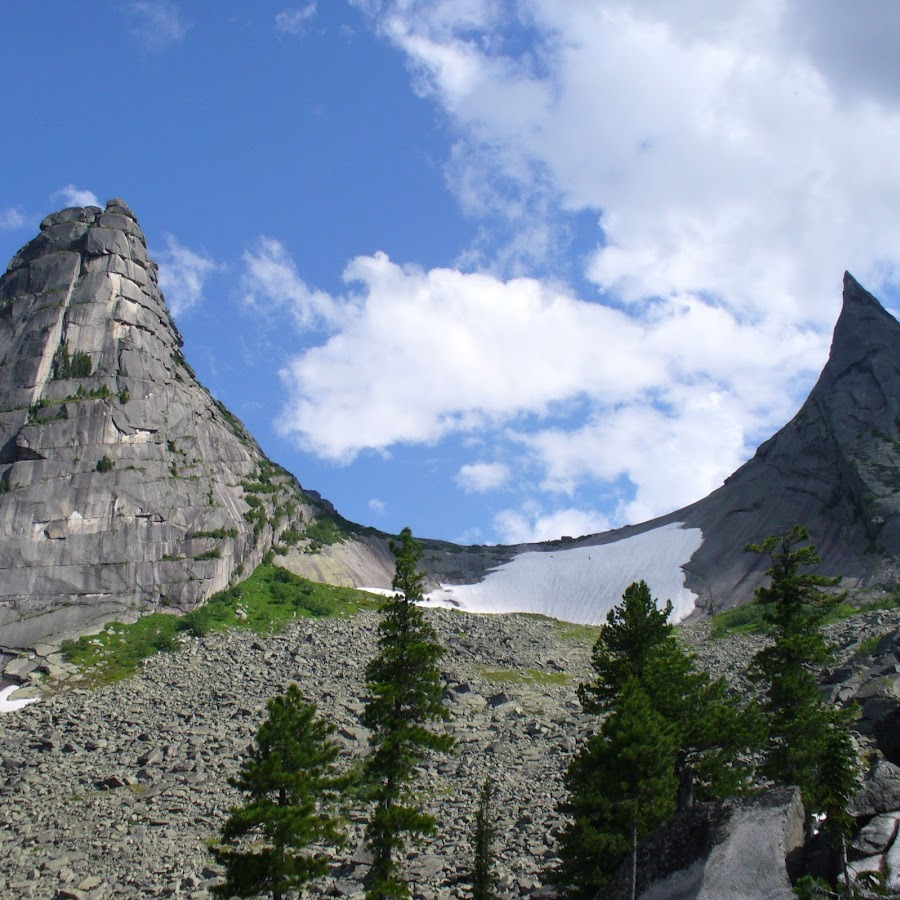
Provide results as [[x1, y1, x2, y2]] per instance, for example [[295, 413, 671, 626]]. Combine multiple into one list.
[[96, 455, 114, 473], [193, 548, 221, 561], [190, 527, 238, 540], [119, 389, 130, 404]]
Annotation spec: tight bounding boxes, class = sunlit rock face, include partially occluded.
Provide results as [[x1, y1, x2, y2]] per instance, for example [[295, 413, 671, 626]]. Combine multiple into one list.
[[0, 201, 317, 652]]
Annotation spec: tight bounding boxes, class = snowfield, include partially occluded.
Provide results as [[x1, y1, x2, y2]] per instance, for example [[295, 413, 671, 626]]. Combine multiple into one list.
[[0, 685, 39, 714], [423, 523, 704, 625]]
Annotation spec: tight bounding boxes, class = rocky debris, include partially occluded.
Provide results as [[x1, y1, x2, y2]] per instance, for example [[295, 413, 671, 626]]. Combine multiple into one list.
[[0, 201, 324, 657], [0, 608, 596, 899], [3, 603, 900, 897]]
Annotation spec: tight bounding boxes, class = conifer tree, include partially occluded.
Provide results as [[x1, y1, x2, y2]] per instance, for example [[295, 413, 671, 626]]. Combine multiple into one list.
[[469, 777, 497, 900], [578, 580, 673, 715], [746, 525, 848, 806], [817, 711, 860, 895], [556, 580, 760, 895], [362, 527, 455, 899], [554, 679, 677, 897], [211, 684, 347, 900], [747, 525, 859, 886]]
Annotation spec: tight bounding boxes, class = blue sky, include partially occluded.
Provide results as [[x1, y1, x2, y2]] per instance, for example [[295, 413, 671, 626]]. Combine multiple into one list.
[[2, 1, 900, 545]]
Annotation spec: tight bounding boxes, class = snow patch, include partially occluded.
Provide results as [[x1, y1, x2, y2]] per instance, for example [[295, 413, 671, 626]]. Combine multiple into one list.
[[424, 522, 703, 625], [0, 684, 39, 714]]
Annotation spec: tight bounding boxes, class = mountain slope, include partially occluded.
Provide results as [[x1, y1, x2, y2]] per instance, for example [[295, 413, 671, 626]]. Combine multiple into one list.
[[667, 271, 900, 611], [0, 201, 324, 654], [1, 201, 896, 653], [289, 272, 899, 621]]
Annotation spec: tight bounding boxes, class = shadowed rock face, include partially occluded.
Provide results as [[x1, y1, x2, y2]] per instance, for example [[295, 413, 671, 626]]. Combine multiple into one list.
[[663, 272, 900, 611], [0, 201, 319, 652]]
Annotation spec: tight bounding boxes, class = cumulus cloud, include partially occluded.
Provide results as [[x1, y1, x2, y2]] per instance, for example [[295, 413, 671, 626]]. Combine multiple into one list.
[[156, 235, 218, 318], [52, 185, 100, 208], [129, 1, 189, 50], [493, 504, 610, 544], [0, 207, 28, 231], [265, 244, 825, 517], [368, 498, 386, 513], [456, 461, 510, 493], [275, 4, 317, 35], [365, 0, 900, 322], [259, 2, 900, 535]]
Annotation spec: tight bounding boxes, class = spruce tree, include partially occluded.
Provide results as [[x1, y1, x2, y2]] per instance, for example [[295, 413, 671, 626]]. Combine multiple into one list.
[[554, 679, 677, 897], [362, 527, 455, 899], [746, 525, 847, 805], [470, 777, 497, 900], [556, 580, 760, 895], [578, 580, 673, 715], [211, 684, 347, 900]]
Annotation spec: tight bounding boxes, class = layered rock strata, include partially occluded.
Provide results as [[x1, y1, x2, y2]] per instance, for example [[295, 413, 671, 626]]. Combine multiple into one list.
[[0, 200, 318, 655]]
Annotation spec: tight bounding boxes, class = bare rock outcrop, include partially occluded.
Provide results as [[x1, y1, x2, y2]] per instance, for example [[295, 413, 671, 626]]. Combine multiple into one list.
[[0, 201, 320, 655]]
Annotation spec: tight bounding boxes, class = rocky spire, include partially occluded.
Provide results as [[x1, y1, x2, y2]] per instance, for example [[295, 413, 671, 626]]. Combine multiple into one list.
[[0, 201, 318, 654], [667, 271, 900, 609]]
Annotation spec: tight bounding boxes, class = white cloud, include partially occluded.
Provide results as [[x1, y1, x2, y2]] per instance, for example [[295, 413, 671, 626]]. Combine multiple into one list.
[[264, 243, 828, 522], [275, 5, 317, 35], [0, 207, 28, 231], [52, 185, 100, 208], [274, 251, 666, 460], [365, 1, 900, 324], [368, 498, 386, 513], [129, 1, 189, 50], [456, 461, 510, 493], [242, 237, 343, 330], [156, 235, 218, 318], [251, 2, 900, 532], [493, 503, 610, 544]]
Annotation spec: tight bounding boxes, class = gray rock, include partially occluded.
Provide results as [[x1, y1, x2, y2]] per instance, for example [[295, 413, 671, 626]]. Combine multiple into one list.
[[613, 787, 804, 900], [851, 812, 900, 857], [852, 759, 900, 817], [0, 201, 329, 655]]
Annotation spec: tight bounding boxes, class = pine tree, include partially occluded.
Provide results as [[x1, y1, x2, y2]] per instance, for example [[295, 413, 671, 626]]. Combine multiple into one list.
[[746, 525, 847, 804], [362, 527, 455, 899], [578, 580, 673, 714], [555, 580, 760, 895], [817, 711, 860, 896], [211, 684, 347, 900], [554, 679, 677, 897], [470, 777, 497, 900], [642, 639, 762, 810]]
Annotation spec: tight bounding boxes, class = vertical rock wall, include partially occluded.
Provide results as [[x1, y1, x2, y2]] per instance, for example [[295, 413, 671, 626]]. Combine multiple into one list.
[[0, 200, 317, 652]]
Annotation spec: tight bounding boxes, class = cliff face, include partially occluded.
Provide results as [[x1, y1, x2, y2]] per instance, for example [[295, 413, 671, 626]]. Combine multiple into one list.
[[668, 271, 900, 609], [0, 200, 318, 652]]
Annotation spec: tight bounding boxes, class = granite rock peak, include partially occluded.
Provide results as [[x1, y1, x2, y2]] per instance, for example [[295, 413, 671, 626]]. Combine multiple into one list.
[[0, 200, 322, 654]]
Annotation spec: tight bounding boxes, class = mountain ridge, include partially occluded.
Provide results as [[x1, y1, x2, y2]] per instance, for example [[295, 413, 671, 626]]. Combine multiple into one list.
[[0, 203, 897, 658]]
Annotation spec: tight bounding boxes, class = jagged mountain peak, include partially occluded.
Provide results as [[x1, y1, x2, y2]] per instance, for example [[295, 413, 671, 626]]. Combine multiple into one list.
[[0, 201, 326, 656], [287, 274, 900, 623]]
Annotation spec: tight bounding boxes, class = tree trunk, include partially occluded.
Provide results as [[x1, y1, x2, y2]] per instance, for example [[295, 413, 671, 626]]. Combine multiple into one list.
[[631, 818, 638, 900], [839, 833, 851, 899], [676, 753, 694, 812]]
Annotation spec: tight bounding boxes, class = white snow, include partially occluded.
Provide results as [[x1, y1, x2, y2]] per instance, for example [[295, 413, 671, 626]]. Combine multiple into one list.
[[0, 684, 39, 714], [423, 522, 703, 625]]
